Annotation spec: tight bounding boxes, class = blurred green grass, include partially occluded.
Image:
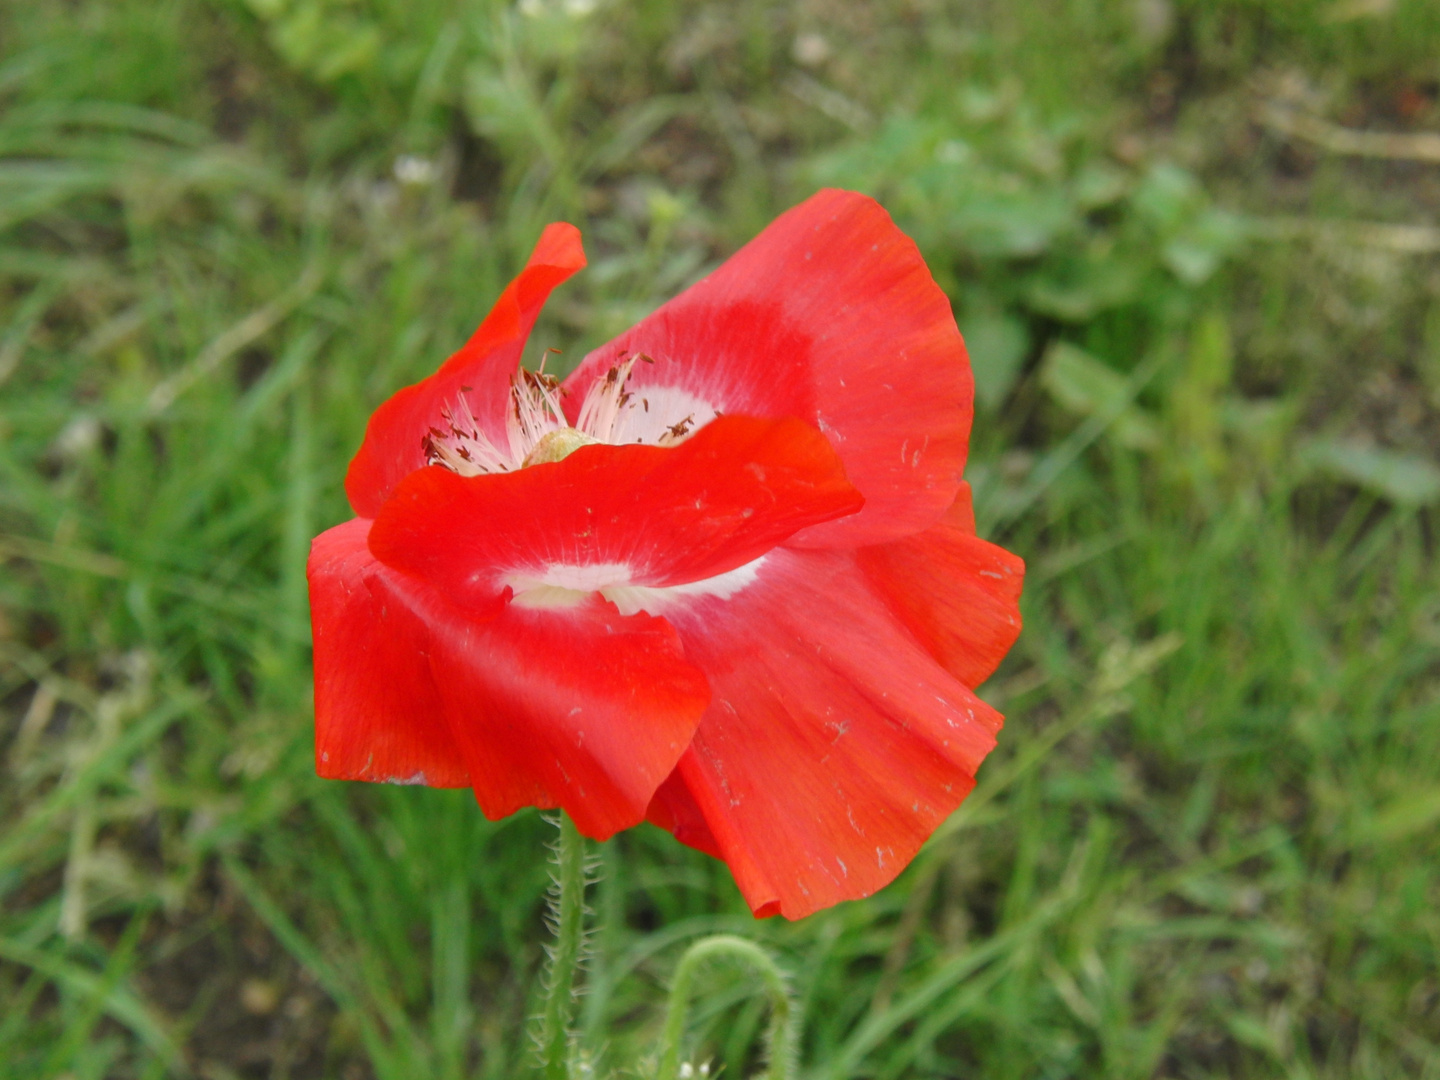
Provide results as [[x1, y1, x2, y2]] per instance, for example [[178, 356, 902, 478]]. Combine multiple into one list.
[[2, 0, 1439, 1077]]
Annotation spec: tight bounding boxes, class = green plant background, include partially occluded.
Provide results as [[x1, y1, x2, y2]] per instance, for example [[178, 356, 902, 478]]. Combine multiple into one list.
[[2, 0, 1438, 1077]]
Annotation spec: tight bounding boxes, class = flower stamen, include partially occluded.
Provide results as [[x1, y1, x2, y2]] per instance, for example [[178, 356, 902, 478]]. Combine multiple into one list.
[[424, 353, 718, 476]]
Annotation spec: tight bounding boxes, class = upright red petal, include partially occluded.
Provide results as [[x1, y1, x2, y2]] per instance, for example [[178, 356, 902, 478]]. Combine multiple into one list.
[[858, 483, 1025, 689], [345, 223, 586, 518], [651, 548, 1003, 919], [563, 189, 970, 548], [307, 518, 471, 787], [367, 415, 863, 616]]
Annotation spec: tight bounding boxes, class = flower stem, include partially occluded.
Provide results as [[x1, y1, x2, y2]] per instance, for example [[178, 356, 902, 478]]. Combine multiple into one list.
[[656, 934, 796, 1080], [536, 811, 586, 1079]]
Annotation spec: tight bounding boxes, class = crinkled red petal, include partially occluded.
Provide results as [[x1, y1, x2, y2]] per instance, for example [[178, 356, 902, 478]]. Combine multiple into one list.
[[858, 483, 1025, 689], [366, 415, 863, 617], [563, 189, 970, 548], [344, 223, 585, 518], [650, 547, 1003, 920], [307, 517, 470, 787], [411, 589, 711, 840], [311, 518, 710, 838]]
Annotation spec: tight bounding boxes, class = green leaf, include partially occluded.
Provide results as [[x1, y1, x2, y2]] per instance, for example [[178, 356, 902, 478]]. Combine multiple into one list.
[[1164, 209, 1247, 285], [1040, 341, 1160, 449], [964, 311, 1030, 409], [1133, 162, 1202, 229], [1299, 438, 1440, 505], [1352, 788, 1440, 845]]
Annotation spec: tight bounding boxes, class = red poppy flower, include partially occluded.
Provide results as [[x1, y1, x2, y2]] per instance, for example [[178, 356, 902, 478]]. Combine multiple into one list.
[[308, 189, 1023, 919]]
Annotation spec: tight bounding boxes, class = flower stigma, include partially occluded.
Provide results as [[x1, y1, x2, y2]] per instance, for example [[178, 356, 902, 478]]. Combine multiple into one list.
[[522, 427, 597, 466]]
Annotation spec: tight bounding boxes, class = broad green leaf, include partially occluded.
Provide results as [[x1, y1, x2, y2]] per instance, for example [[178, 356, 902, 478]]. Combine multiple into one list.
[[1041, 341, 1160, 449], [964, 310, 1030, 409], [1300, 437, 1440, 505]]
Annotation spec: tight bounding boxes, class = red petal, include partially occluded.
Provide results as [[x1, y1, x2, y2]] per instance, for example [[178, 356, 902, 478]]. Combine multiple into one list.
[[944, 478, 978, 533], [344, 223, 585, 518], [858, 483, 1025, 689], [313, 517, 710, 837], [406, 588, 711, 840], [367, 415, 863, 617], [563, 189, 970, 548], [307, 517, 470, 787], [651, 548, 1003, 920], [646, 770, 724, 860]]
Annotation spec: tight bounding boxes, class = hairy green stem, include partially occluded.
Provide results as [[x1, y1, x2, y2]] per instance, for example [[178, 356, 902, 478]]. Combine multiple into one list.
[[536, 812, 586, 1079], [656, 934, 796, 1080]]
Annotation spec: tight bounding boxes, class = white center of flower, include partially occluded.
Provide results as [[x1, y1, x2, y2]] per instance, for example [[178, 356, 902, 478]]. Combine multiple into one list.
[[424, 354, 750, 613], [423, 355, 719, 476], [506, 556, 766, 616]]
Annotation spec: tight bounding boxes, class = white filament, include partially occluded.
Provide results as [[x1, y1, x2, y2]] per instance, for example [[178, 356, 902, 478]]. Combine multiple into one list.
[[424, 354, 715, 477]]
